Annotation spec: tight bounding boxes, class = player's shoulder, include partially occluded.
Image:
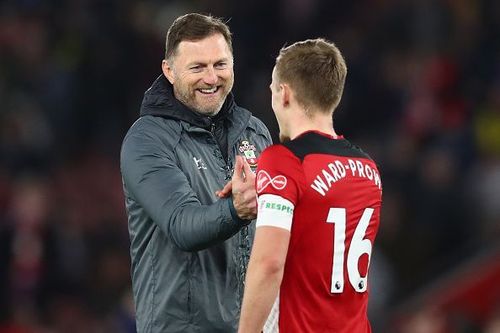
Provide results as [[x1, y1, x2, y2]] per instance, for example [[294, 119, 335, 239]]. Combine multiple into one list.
[[282, 131, 373, 161], [260, 143, 298, 160], [258, 144, 303, 173]]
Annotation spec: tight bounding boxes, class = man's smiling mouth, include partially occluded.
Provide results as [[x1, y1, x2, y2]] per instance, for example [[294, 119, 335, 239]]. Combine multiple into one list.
[[198, 86, 219, 94]]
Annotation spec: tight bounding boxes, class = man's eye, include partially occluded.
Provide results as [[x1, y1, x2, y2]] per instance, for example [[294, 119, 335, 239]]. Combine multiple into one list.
[[190, 66, 202, 72], [215, 62, 227, 69]]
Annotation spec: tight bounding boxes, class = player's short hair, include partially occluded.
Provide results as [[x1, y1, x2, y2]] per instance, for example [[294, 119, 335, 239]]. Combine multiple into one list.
[[275, 38, 347, 114], [165, 13, 233, 60]]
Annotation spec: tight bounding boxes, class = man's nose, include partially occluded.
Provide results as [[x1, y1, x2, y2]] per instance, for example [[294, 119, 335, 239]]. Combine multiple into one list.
[[203, 67, 218, 85]]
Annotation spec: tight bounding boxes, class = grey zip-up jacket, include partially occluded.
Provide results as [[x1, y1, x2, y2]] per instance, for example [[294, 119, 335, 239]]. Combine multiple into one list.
[[120, 75, 272, 332]]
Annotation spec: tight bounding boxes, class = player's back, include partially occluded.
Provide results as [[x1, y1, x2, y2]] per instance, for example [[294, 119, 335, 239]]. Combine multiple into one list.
[[256, 131, 382, 333]]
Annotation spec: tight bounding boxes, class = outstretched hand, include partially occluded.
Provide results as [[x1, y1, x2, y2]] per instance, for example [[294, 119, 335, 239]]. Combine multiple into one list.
[[215, 156, 257, 220]]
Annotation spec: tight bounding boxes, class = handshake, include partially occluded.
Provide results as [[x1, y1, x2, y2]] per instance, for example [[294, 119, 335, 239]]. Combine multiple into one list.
[[216, 155, 257, 221]]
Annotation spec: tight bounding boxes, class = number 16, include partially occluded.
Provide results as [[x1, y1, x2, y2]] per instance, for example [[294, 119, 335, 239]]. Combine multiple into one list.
[[327, 207, 374, 294]]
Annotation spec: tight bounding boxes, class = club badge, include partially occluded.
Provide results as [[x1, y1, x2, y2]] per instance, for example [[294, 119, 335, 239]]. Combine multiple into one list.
[[238, 140, 258, 168]]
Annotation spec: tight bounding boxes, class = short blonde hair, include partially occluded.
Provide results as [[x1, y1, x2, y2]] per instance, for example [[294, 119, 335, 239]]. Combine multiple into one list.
[[275, 38, 347, 113]]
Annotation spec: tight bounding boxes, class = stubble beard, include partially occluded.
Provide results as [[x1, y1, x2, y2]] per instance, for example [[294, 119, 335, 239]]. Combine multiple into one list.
[[174, 79, 233, 116]]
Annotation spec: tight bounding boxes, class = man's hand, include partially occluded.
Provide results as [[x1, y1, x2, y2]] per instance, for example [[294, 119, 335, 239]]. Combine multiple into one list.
[[216, 156, 257, 220], [216, 180, 232, 199]]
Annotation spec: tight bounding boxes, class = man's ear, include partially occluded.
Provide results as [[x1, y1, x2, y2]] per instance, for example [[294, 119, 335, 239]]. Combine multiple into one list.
[[281, 83, 291, 107], [162, 59, 175, 84]]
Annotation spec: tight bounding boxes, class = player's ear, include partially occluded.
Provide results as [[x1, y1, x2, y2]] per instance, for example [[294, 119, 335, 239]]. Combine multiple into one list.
[[162, 59, 175, 84], [281, 83, 291, 107]]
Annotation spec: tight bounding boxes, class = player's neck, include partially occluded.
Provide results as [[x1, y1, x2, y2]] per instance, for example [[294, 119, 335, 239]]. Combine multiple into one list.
[[289, 113, 337, 140]]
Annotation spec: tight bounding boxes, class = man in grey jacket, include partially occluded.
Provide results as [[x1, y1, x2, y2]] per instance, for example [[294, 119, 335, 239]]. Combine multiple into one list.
[[120, 13, 272, 333]]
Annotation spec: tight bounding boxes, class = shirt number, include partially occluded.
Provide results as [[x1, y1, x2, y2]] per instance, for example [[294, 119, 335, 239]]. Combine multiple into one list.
[[326, 207, 374, 294]]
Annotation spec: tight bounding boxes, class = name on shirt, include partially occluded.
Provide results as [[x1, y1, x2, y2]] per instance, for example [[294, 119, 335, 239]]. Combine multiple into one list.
[[311, 159, 381, 196]]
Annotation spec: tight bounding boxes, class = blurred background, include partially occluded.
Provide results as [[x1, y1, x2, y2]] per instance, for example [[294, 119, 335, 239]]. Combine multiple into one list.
[[0, 0, 499, 332]]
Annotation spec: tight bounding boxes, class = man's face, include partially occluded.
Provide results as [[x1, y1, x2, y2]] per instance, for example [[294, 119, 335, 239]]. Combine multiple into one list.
[[163, 34, 234, 116]]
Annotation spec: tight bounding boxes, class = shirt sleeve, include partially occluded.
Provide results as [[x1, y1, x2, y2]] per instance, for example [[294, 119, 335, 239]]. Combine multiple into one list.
[[256, 194, 295, 231], [255, 145, 304, 230]]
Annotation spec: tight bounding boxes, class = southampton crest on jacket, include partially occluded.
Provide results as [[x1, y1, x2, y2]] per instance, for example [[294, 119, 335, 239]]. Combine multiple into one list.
[[238, 140, 258, 168]]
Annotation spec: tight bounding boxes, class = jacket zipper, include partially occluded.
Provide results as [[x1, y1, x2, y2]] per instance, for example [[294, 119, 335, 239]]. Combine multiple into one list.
[[224, 165, 232, 180], [210, 121, 216, 135]]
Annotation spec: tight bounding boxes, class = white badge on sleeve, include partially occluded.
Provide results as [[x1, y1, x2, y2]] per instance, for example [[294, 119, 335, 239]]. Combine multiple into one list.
[[256, 194, 295, 231]]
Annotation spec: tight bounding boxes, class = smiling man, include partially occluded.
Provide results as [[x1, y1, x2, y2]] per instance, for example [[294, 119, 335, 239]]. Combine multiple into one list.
[[120, 13, 272, 332], [162, 31, 234, 116]]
